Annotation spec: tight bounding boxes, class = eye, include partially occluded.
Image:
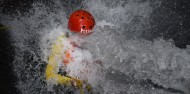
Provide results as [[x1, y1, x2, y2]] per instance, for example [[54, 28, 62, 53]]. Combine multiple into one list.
[[81, 17, 84, 19], [82, 26, 85, 29], [90, 26, 92, 28]]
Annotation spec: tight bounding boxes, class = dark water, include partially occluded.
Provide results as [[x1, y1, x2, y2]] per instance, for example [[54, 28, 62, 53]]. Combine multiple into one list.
[[0, 0, 190, 94], [148, 0, 190, 48], [0, 24, 20, 94]]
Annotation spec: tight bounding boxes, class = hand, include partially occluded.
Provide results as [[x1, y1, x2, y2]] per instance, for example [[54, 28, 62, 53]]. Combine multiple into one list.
[[71, 78, 83, 88], [71, 79, 77, 87]]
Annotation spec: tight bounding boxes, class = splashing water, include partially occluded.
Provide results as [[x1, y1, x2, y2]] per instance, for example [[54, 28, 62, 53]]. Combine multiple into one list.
[[1, 0, 190, 94]]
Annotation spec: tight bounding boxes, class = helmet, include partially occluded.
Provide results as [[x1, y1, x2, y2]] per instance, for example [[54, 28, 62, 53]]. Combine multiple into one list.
[[68, 9, 95, 35]]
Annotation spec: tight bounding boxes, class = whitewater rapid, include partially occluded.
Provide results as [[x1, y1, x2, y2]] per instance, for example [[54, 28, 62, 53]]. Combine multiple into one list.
[[0, 0, 190, 94]]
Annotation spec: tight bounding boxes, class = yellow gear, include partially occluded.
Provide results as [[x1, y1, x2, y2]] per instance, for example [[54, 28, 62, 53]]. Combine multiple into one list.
[[45, 34, 92, 94], [45, 34, 73, 85], [0, 26, 11, 30]]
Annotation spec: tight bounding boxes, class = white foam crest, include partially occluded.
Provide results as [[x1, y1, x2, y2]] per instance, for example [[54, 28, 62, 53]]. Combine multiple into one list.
[[84, 0, 152, 27], [40, 26, 67, 62], [2, 2, 69, 94], [84, 26, 190, 93], [66, 48, 101, 86]]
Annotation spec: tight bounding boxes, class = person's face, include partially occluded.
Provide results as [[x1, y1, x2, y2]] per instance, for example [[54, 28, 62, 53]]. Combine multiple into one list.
[[69, 33, 87, 47]]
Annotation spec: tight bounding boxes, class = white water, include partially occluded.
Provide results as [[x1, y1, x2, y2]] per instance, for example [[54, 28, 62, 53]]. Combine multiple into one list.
[[1, 0, 190, 94]]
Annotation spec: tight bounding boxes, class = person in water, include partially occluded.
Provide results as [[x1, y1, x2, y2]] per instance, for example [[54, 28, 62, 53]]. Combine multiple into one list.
[[45, 9, 95, 93]]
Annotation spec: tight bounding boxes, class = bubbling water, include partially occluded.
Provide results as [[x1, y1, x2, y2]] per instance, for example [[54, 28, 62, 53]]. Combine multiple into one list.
[[84, 25, 190, 93], [1, 0, 190, 94]]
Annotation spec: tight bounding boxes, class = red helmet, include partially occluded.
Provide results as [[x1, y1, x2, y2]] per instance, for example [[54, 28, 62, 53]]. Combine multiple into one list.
[[68, 9, 95, 35]]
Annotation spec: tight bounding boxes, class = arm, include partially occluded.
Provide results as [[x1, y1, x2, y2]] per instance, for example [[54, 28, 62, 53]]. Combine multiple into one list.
[[45, 35, 72, 86]]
